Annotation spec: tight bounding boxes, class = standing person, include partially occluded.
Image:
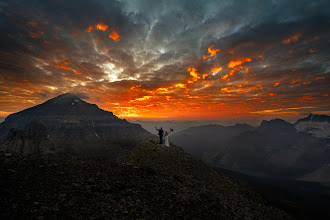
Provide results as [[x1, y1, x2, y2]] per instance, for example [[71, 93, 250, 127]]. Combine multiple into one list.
[[164, 129, 173, 147], [155, 127, 164, 144]]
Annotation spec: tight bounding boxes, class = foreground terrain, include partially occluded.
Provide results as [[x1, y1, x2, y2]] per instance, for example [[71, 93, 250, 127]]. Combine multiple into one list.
[[0, 141, 291, 219]]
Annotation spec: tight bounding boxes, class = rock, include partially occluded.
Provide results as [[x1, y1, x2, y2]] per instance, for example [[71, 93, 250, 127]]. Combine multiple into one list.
[[0, 122, 54, 155]]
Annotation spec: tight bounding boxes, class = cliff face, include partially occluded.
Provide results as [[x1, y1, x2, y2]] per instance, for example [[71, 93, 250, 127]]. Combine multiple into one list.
[[0, 122, 54, 154], [0, 140, 292, 219], [0, 93, 155, 156]]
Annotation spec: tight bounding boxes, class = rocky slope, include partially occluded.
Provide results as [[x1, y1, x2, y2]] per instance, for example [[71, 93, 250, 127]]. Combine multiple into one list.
[[0, 93, 154, 156], [0, 141, 292, 219]]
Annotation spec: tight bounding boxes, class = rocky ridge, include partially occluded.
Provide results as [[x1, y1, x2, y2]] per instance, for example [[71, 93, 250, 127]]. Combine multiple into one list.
[[0, 140, 292, 219]]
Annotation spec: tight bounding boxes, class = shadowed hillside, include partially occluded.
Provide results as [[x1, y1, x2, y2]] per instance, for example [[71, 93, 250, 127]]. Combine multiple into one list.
[[0, 141, 292, 219]]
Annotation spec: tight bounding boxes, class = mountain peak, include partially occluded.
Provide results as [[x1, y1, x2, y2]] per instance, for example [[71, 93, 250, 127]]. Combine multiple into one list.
[[46, 93, 83, 105], [259, 118, 296, 133]]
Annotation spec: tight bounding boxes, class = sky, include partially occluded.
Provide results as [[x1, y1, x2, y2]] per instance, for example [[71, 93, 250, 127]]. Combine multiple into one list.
[[0, 0, 329, 121]]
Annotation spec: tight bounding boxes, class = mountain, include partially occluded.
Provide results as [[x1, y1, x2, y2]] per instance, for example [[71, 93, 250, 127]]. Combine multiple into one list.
[[259, 118, 296, 134], [0, 140, 292, 219], [295, 114, 330, 138], [0, 93, 154, 156], [171, 117, 330, 184]]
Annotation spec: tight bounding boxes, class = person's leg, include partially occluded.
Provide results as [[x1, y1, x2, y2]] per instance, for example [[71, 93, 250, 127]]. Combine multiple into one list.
[[159, 135, 162, 144]]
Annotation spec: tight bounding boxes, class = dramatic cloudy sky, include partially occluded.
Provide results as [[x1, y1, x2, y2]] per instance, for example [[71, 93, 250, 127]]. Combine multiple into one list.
[[0, 0, 329, 120]]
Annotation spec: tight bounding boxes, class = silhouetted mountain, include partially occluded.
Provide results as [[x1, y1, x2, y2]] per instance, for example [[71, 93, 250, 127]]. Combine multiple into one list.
[[260, 118, 296, 133], [171, 117, 330, 185], [0, 93, 154, 156], [0, 141, 292, 219]]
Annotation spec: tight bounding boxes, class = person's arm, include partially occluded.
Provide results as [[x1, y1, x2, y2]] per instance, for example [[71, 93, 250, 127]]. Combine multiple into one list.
[[155, 126, 159, 131]]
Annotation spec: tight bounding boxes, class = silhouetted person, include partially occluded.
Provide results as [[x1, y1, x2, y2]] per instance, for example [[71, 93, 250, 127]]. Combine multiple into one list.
[[155, 127, 164, 144]]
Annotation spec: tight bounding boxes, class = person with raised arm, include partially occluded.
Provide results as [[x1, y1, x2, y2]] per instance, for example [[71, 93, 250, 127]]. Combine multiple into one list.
[[155, 127, 164, 144]]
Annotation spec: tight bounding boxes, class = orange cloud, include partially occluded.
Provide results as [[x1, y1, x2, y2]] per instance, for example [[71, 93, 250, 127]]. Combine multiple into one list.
[[96, 23, 108, 31], [175, 83, 186, 88], [291, 78, 301, 84], [221, 66, 243, 81], [109, 30, 120, 41], [228, 57, 251, 68], [129, 95, 152, 102], [203, 45, 220, 59], [187, 67, 200, 83], [220, 84, 262, 94], [211, 66, 223, 73], [282, 33, 302, 44], [303, 81, 311, 85], [273, 82, 280, 87], [316, 76, 325, 80], [55, 61, 82, 74], [156, 88, 169, 92], [86, 25, 93, 32], [130, 85, 141, 90]]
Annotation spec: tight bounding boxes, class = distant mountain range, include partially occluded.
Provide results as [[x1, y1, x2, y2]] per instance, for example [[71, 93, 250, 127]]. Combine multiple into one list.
[[0, 93, 154, 156], [171, 114, 330, 186]]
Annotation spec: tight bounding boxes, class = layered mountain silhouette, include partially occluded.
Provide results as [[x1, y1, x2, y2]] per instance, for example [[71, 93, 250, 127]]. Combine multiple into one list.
[[171, 116, 330, 185], [0, 93, 154, 156]]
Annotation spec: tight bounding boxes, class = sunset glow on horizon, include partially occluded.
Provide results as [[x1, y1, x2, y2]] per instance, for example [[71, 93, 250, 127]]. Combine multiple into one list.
[[0, 0, 329, 121]]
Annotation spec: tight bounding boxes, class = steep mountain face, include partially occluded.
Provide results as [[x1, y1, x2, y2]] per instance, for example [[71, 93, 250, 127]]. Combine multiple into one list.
[[0, 93, 154, 156], [171, 117, 330, 183], [0, 141, 293, 219], [0, 122, 54, 154], [295, 114, 330, 138]]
